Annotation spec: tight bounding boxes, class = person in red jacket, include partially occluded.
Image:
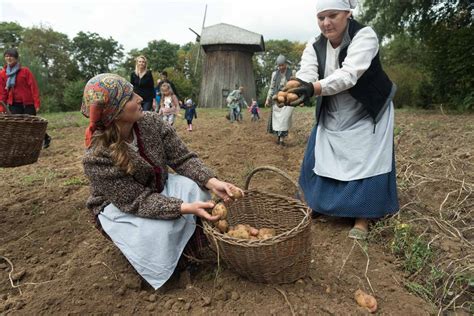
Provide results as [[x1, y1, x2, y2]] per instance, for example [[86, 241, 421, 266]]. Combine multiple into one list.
[[0, 48, 51, 148]]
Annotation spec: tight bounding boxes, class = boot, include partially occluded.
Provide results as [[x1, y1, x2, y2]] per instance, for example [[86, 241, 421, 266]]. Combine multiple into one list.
[[189, 124, 193, 131]]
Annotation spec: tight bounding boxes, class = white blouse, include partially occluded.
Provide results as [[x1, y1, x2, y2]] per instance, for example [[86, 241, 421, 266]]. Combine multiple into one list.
[[296, 26, 394, 181]]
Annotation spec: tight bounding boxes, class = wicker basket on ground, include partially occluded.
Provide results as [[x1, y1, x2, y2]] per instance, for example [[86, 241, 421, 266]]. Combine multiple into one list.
[[203, 166, 312, 284], [0, 114, 48, 168]]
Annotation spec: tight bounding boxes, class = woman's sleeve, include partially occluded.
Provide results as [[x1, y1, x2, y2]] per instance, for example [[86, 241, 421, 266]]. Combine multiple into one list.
[[319, 27, 379, 96], [296, 38, 320, 83], [83, 154, 182, 219]]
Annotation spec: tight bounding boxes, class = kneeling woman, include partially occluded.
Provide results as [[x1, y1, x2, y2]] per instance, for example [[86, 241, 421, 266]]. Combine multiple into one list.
[[81, 74, 243, 289]]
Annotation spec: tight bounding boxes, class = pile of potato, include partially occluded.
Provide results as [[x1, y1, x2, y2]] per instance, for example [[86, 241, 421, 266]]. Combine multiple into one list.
[[209, 189, 277, 240], [273, 80, 301, 107]]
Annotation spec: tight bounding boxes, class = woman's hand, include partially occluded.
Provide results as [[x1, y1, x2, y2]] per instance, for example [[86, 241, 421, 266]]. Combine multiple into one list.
[[181, 201, 220, 221], [205, 177, 244, 203]]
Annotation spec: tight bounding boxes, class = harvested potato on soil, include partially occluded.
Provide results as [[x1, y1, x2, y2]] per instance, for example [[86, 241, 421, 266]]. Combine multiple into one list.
[[354, 289, 377, 313], [211, 202, 228, 220], [215, 220, 229, 233]]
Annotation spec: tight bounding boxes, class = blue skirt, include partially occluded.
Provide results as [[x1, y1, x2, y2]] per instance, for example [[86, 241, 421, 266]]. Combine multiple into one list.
[[299, 126, 399, 219]]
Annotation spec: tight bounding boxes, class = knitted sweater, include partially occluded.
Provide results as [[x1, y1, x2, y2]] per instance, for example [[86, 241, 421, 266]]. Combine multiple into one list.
[[83, 112, 215, 219]]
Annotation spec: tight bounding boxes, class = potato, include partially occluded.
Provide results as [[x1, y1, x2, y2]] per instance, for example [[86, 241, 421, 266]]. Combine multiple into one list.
[[211, 203, 228, 220], [258, 228, 276, 239], [248, 227, 259, 237], [229, 187, 243, 200], [234, 224, 248, 232], [277, 91, 287, 98], [354, 289, 377, 313], [227, 228, 250, 239], [286, 93, 299, 103], [285, 80, 301, 90], [215, 220, 229, 233]]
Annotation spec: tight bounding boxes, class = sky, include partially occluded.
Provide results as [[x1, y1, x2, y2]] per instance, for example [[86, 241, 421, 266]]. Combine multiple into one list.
[[1, 0, 327, 52]]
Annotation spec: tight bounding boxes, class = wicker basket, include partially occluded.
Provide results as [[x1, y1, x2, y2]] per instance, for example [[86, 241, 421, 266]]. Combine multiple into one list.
[[0, 114, 48, 168], [203, 166, 312, 284]]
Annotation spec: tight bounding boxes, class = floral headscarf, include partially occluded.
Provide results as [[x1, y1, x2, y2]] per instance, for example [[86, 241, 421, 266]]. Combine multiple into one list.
[[81, 73, 134, 147]]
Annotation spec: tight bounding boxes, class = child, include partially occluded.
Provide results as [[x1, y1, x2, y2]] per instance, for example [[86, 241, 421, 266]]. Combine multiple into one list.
[[158, 82, 179, 125], [184, 98, 197, 131], [248, 98, 260, 122]]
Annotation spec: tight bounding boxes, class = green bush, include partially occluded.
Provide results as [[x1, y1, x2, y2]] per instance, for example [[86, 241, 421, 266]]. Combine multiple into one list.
[[39, 94, 62, 113], [63, 79, 86, 112], [385, 64, 432, 108]]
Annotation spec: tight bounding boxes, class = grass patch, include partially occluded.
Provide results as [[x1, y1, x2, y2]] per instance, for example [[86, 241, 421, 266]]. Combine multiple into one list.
[[20, 169, 59, 186], [40, 111, 89, 129], [63, 176, 88, 186]]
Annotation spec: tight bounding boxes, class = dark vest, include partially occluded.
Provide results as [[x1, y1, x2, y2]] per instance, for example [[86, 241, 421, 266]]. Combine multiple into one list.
[[313, 19, 396, 125], [271, 67, 293, 97]]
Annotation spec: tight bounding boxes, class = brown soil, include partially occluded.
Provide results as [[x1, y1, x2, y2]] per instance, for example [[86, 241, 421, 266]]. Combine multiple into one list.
[[1, 108, 472, 315]]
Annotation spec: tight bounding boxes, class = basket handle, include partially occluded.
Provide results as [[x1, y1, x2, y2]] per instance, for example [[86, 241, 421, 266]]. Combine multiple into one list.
[[244, 165, 305, 203]]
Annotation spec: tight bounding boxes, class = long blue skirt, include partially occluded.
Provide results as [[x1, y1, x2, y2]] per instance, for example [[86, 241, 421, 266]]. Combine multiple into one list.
[[299, 126, 399, 219]]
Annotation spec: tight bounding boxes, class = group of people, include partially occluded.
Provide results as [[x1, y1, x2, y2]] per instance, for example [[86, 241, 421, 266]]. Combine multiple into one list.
[[0, 0, 401, 291], [130, 55, 197, 131]]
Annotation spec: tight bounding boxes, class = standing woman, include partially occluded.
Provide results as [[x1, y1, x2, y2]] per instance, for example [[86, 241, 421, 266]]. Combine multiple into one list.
[[0, 48, 52, 148], [287, 0, 399, 239], [81, 73, 243, 289], [265, 55, 295, 146], [130, 55, 155, 111]]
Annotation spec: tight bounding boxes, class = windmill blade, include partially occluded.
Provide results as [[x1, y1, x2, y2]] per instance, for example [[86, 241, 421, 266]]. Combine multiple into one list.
[[194, 4, 207, 75]]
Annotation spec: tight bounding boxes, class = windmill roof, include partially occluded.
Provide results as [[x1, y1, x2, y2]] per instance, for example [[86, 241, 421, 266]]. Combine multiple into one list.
[[200, 23, 265, 52]]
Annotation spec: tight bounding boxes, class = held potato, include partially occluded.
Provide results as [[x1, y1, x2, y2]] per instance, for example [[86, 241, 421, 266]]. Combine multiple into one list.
[[285, 80, 301, 90], [211, 203, 228, 220], [286, 93, 299, 103], [229, 187, 243, 200]]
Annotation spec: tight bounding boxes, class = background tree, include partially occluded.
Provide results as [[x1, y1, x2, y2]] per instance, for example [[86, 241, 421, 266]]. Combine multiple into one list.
[[360, 0, 473, 110], [142, 40, 180, 73], [20, 25, 77, 111], [71, 31, 124, 79], [0, 22, 24, 51]]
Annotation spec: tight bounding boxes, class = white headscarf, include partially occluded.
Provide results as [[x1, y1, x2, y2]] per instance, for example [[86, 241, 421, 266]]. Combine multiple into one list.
[[315, 0, 358, 15]]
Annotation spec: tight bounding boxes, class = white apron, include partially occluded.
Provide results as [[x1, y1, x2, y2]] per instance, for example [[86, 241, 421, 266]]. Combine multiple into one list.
[[98, 174, 211, 289], [272, 104, 294, 131]]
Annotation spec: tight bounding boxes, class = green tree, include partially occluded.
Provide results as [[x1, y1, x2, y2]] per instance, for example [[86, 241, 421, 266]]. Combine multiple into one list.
[[360, 0, 473, 110], [142, 40, 180, 72], [63, 79, 86, 112], [0, 22, 24, 51], [71, 31, 124, 79], [20, 25, 77, 110]]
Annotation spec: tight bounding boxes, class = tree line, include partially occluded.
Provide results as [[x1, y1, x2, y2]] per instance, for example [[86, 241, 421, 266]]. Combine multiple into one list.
[[1, 1, 472, 113]]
